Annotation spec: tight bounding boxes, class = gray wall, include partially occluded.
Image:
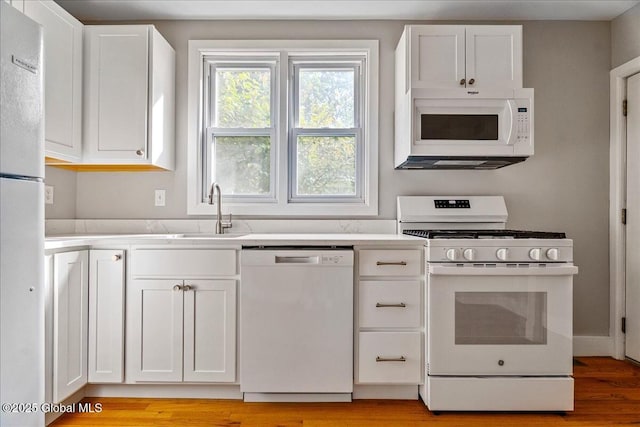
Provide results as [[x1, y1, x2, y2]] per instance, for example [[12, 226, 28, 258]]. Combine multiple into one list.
[[44, 166, 76, 218], [612, 2, 640, 68], [46, 20, 612, 336]]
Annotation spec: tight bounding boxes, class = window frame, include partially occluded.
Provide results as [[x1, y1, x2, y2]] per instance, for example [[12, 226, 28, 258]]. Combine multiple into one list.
[[187, 40, 379, 216], [204, 58, 278, 202], [289, 59, 364, 202]]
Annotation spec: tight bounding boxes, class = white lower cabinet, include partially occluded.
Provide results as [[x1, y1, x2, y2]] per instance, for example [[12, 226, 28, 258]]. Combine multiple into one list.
[[356, 248, 424, 385], [129, 279, 236, 383], [128, 249, 237, 383], [88, 250, 125, 383], [129, 279, 184, 382], [183, 280, 236, 382], [53, 250, 88, 402], [358, 332, 421, 383]]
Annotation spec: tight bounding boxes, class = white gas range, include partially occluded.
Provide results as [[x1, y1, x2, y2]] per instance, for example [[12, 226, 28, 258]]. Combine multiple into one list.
[[397, 196, 578, 412]]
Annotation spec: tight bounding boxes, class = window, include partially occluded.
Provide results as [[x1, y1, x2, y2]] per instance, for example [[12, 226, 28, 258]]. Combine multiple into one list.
[[187, 40, 378, 216], [205, 59, 277, 201]]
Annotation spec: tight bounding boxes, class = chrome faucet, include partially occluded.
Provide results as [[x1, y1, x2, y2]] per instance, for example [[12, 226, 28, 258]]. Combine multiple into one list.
[[208, 183, 232, 234]]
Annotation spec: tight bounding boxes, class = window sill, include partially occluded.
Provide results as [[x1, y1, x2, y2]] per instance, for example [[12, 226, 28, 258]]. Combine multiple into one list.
[[187, 201, 378, 217]]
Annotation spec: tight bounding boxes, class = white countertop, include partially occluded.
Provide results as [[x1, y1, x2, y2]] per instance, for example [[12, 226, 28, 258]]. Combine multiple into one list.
[[44, 233, 425, 250]]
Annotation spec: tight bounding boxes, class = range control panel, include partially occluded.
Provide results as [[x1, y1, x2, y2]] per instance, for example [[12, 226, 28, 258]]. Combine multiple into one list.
[[434, 199, 471, 209]]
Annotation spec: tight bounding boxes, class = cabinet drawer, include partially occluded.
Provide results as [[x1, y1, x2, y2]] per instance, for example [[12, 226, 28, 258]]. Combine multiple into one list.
[[359, 250, 422, 276], [132, 250, 236, 278], [359, 281, 421, 328], [358, 332, 421, 384]]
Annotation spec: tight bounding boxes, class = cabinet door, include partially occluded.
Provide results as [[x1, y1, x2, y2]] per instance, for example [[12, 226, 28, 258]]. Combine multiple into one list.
[[183, 280, 236, 382], [465, 26, 522, 89], [24, 0, 82, 162], [83, 25, 149, 162], [88, 250, 125, 383], [53, 250, 88, 402], [129, 279, 183, 382], [410, 25, 466, 89]]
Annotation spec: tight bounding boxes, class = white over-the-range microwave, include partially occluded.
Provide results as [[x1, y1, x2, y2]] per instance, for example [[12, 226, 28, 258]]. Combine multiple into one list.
[[394, 88, 534, 169]]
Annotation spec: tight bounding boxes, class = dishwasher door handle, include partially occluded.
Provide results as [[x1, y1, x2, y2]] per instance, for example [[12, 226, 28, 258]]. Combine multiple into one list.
[[274, 255, 320, 264]]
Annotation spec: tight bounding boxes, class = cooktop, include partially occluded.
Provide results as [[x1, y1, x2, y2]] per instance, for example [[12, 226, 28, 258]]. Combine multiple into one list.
[[402, 229, 567, 239]]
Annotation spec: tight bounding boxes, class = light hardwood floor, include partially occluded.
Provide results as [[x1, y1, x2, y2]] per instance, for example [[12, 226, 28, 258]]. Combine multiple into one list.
[[52, 357, 640, 426]]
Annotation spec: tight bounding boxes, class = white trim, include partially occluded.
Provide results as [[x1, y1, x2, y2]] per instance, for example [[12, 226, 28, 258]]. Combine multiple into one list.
[[573, 335, 614, 357], [85, 384, 242, 399], [243, 393, 352, 402], [610, 56, 640, 360], [353, 385, 419, 400], [187, 39, 379, 216]]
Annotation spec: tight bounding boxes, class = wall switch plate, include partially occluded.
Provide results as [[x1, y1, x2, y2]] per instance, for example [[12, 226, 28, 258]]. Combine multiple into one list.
[[45, 185, 54, 205], [155, 189, 166, 207]]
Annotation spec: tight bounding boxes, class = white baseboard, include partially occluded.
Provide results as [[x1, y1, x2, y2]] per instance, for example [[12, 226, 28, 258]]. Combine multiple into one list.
[[45, 387, 85, 426], [573, 335, 613, 356], [352, 385, 418, 400], [243, 393, 352, 402], [85, 384, 242, 399]]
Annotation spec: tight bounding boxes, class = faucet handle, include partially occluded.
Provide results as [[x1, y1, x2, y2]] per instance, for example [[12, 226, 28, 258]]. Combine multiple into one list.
[[222, 213, 232, 230]]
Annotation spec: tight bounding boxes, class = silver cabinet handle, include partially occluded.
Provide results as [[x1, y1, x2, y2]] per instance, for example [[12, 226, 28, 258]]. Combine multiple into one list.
[[136, 149, 144, 156], [459, 78, 466, 85], [375, 302, 406, 308], [376, 261, 407, 266], [173, 284, 182, 291], [112, 254, 122, 261], [376, 356, 406, 362], [183, 284, 192, 291], [468, 78, 475, 85]]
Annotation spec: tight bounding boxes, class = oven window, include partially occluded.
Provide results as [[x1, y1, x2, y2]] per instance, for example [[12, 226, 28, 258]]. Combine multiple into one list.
[[420, 114, 499, 140], [455, 292, 547, 345]]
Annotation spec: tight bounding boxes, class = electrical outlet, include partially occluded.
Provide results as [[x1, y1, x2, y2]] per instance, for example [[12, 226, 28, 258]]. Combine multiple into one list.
[[155, 189, 166, 207], [44, 185, 54, 205]]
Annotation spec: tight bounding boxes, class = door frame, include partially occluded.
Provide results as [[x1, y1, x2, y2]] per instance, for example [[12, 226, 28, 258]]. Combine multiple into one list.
[[610, 56, 640, 360]]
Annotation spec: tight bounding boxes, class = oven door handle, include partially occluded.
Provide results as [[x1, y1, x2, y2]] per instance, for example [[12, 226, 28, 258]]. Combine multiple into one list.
[[428, 265, 578, 276]]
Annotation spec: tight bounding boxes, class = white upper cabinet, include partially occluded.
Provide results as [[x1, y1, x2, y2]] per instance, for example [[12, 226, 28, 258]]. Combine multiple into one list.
[[24, 0, 83, 162], [464, 26, 523, 89], [83, 25, 175, 170], [399, 25, 522, 91]]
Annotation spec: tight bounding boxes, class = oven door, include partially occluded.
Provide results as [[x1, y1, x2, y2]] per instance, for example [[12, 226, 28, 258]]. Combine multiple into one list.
[[427, 265, 577, 376]]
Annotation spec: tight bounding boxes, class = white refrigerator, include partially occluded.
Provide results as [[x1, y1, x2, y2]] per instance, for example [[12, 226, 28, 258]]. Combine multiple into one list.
[[0, 2, 45, 426]]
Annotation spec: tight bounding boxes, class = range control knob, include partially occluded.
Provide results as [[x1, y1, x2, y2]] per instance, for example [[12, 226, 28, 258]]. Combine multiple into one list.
[[463, 248, 475, 261], [496, 248, 509, 261], [546, 248, 559, 261], [529, 248, 542, 261], [445, 248, 459, 261]]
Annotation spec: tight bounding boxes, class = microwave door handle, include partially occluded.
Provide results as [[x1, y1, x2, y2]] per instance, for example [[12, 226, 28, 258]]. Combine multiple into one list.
[[505, 100, 517, 145]]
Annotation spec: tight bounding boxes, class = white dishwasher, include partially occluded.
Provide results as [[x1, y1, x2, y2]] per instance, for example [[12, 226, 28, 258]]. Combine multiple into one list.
[[240, 248, 353, 402]]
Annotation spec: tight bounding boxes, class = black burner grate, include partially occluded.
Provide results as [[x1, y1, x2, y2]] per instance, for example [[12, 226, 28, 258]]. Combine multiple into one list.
[[402, 229, 567, 239]]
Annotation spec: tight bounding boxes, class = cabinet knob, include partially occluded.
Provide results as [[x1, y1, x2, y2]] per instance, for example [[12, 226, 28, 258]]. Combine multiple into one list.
[[112, 254, 122, 261], [173, 284, 182, 291], [459, 78, 466, 86], [468, 78, 475, 85], [183, 284, 192, 291], [136, 149, 144, 156]]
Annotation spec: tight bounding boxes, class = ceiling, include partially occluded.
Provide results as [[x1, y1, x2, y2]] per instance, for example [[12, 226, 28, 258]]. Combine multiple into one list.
[[56, 0, 639, 22]]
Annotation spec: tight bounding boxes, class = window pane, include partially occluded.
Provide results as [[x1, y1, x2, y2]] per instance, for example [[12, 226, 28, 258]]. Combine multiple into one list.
[[215, 68, 270, 128], [296, 136, 356, 196], [213, 136, 271, 195], [298, 69, 354, 128]]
